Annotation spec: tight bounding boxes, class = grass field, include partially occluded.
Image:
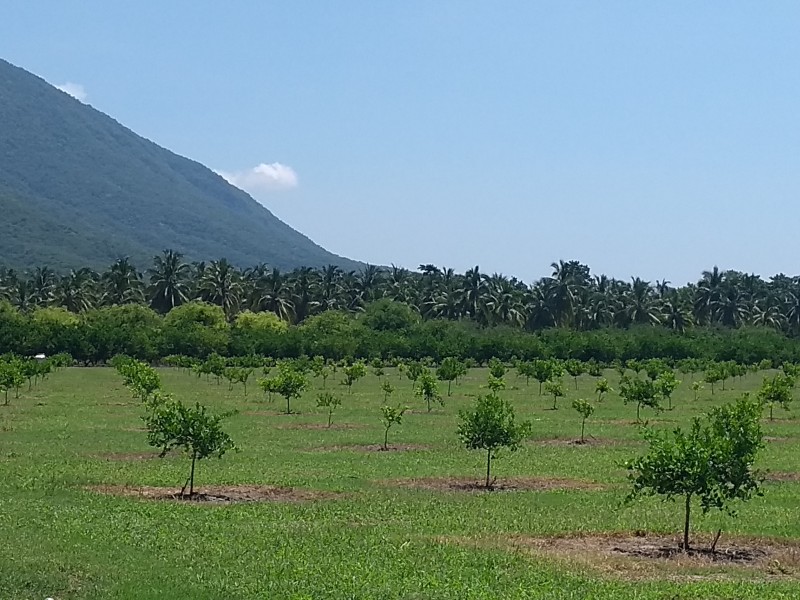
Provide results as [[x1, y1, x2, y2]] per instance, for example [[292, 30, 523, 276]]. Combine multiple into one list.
[[1, 366, 800, 599]]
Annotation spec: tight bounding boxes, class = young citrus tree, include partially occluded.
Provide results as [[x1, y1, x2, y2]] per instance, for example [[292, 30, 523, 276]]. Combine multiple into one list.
[[316, 391, 342, 428], [619, 375, 661, 422], [572, 398, 595, 443], [457, 392, 531, 489], [144, 399, 236, 498], [757, 372, 795, 420], [626, 395, 763, 551], [416, 369, 443, 412], [544, 379, 565, 410], [437, 357, 465, 396], [380, 404, 407, 450], [270, 365, 309, 414], [655, 370, 681, 411], [341, 361, 367, 394], [595, 378, 611, 403]]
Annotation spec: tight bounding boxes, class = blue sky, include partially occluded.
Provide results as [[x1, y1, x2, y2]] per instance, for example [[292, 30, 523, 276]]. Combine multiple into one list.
[[2, 2, 800, 284]]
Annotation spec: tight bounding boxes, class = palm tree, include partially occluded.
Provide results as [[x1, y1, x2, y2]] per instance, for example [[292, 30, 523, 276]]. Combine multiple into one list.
[[252, 268, 294, 321], [30, 266, 57, 306], [316, 265, 343, 312], [198, 259, 243, 317], [148, 250, 191, 313], [55, 269, 97, 312], [291, 266, 318, 323], [101, 258, 144, 306]]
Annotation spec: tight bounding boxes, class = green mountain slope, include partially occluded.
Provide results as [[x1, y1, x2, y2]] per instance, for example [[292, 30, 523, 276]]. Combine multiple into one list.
[[0, 59, 362, 272]]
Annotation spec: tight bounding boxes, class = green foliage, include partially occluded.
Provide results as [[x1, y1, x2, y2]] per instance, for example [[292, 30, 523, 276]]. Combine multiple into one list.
[[655, 370, 681, 410], [267, 364, 309, 414], [691, 380, 704, 400], [488, 358, 507, 379], [595, 377, 611, 402], [381, 379, 395, 402], [143, 399, 236, 497], [0, 359, 24, 404], [626, 395, 764, 550], [571, 398, 595, 443], [543, 379, 566, 410], [113, 355, 161, 403], [415, 369, 443, 412], [486, 374, 506, 394], [619, 375, 661, 422], [341, 361, 367, 393], [380, 404, 407, 450], [757, 372, 795, 420], [564, 359, 584, 389], [316, 391, 342, 428], [457, 392, 532, 488], [704, 363, 724, 395], [437, 356, 466, 396]]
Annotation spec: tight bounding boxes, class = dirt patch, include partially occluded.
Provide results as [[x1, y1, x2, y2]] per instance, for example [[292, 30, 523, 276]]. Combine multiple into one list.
[[764, 436, 794, 443], [313, 443, 432, 453], [386, 476, 605, 492], [596, 418, 676, 426], [277, 423, 363, 431], [531, 437, 632, 448], [242, 410, 302, 417], [95, 452, 165, 461], [766, 471, 800, 482], [443, 532, 800, 580], [87, 484, 338, 504]]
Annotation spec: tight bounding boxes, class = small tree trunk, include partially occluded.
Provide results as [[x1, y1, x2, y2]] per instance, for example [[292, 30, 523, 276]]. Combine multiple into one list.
[[710, 528, 722, 554], [448, 381, 452, 396], [637, 402, 641, 422], [574, 377, 578, 390], [580, 418, 586, 443], [286, 395, 291, 414], [485, 450, 492, 489], [683, 494, 691, 552], [383, 426, 389, 451], [538, 381, 543, 395], [189, 452, 197, 498], [327, 410, 333, 428], [552, 395, 557, 410], [770, 404, 774, 421], [427, 396, 431, 412]]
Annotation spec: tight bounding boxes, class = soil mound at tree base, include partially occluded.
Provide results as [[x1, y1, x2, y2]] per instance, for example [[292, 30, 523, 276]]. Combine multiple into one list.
[[448, 532, 800, 580], [87, 484, 338, 504], [386, 476, 604, 492]]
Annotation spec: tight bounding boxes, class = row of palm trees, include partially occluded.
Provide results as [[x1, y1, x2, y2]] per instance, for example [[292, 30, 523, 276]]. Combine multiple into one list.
[[2, 253, 800, 335]]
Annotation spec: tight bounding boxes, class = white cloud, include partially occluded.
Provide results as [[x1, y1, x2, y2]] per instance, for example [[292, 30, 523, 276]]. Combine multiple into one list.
[[54, 82, 88, 102], [217, 162, 299, 198]]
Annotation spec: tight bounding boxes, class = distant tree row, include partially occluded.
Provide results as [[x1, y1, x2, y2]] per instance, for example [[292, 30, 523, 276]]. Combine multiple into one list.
[[3, 297, 800, 364], [3, 254, 800, 335]]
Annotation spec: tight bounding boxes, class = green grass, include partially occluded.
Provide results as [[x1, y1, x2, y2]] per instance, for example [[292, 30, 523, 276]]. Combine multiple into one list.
[[1, 367, 799, 599]]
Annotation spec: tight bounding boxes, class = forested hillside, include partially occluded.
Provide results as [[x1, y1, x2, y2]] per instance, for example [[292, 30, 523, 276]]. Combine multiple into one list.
[[0, 59, 360, 271]]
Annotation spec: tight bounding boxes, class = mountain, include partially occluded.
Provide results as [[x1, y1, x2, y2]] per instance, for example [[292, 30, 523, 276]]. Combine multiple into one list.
[[0, 59, 362, 272]]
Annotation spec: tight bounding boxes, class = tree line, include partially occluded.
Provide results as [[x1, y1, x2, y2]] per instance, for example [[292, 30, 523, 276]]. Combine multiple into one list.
[[3, 253, 800, 334]]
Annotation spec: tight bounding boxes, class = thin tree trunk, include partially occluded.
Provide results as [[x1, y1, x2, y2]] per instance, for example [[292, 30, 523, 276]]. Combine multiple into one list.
[[327, 410, 333, 428], [448, 381, 452, 396], [383, 427, 389, 451], [637, 402, 641, 422], [683, 494, 691, 551], [186, 452, 197, 498], [286, 395, 291, 414], [580, 419, 585, 443], [486, 450, 492, 489]]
